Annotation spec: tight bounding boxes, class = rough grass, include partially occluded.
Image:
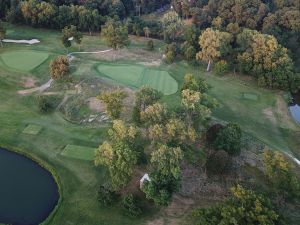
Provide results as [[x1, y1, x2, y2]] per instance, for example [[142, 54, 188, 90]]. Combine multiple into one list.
[[96, 64, 178, 95], [0, 50, 49, 72], [61, 144, 96, 161]]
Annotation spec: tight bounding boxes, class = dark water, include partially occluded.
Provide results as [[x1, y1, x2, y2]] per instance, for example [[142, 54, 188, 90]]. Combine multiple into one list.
[[290, 92, 300, 124], [0, 148, 59, 225]]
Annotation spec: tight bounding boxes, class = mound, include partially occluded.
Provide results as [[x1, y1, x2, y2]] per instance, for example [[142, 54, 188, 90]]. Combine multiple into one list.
[[96, 64, 178, 95], [0, 50, 49, 72]]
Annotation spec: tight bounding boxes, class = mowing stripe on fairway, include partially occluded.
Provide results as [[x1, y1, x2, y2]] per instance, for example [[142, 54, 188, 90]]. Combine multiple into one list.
[[96, 64, 178, 95], [61, 144, 96, 161], [0, 50, 49, 72]]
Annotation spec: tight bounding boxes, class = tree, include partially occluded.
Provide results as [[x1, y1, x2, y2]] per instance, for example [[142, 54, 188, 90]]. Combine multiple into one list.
[[196, 28, 232, 71], [122, 194, 142, 217], [97, 185, 119, 206], [151, 144, 183, 179], [237, 29, 295, 90], [62, 25, 83, 52], [263, 150, 300, 201], [140, 103, 168, 125], [193, 185, 284, 225], [142, 171, 181, 206], [143, 26, 150, 38], [49, 56, 69, 80], [213, 123, 242, 156], [147, 40, 154, 51], [161, 11, 183, 41], [0, 21, 6, 47], [95, 120, 139, 189], [101, 19, 129, 50], [206, 150, 232, 175], [97, 89, 127, 119]]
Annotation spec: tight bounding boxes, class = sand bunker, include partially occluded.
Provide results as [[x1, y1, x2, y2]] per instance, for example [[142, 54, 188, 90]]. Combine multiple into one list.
[[3, 39, 40, 45]]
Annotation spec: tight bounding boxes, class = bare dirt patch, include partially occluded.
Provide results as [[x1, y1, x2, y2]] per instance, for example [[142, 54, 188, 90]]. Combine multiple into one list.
[[276, 94, 299, 130], [90, 48, 162, 63], [263, 107, 277, 125], [21, 77, 37, 88], [86, 97, 105, 113]]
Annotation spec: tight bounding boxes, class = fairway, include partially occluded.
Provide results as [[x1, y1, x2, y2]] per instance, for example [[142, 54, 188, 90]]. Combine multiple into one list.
[[61, 144, 96, 161], [96, 64, 178, 95], [0, 50, 49, 72]]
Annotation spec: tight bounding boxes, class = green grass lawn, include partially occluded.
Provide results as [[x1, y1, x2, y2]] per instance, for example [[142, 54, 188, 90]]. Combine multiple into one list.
[[0, 50, 49, 72], [96, 64, 178, 95], [61, 144, 96, 161]]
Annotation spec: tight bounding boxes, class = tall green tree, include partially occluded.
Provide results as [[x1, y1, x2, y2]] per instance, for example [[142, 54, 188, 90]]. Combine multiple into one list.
[[101, 19, 129, 50]]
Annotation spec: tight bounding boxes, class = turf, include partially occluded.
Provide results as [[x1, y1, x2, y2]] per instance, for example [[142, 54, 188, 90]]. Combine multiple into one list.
[[22, 124, 43, 135], [96, 64, 178, 95], [61, 144, 96, 161], [0, 50, 49, 72], [242, 93, 258, 101]]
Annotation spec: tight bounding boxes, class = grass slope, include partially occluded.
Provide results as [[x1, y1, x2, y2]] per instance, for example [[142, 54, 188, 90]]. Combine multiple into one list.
[[96, 64, 178, 95], [1, 50, 49, 72], [61, 144, 96, 161]]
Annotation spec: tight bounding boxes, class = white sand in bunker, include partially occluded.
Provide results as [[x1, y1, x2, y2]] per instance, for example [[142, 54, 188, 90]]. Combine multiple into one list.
[[3, 39, 40, 45]]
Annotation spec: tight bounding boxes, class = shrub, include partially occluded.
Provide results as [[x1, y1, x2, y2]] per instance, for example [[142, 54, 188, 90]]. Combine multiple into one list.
[[214, 60, 229, 76], [97, 185, 119, 206], [213, 123, 242, 156], [206, 123, 224, 145], [122, 194, 142, 217], [37, 95, 59, 113], [147, 40, 154, 51], [206, 150, 232, 174], [165, 51, 175, 64], [49, 56, 69, 80]]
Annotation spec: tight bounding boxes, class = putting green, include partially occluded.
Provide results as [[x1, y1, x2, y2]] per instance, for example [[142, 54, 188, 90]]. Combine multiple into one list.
[[61, 144, 96, 161], [96, 64, 178, 95], [0, 50, 49, 72]]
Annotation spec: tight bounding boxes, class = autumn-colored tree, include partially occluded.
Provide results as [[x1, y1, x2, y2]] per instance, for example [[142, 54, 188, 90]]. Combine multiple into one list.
[[193, 185, 284, 225], [49, 56, 69, 80], [263, 150, 300, 200], [97, 89, 127, 119], [196, 28, 232, 71], [151, 144, 183, 179], [143, 26, 150, 38], [140, 103, 168, 125], [101, 19, 129, 50], [237, 29, 294, 90], [142, 144, 183, 206], [95, 120, 139, 190]]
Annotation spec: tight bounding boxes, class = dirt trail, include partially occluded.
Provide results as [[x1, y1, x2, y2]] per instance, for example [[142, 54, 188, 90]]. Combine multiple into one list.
[[18, 79, 53, 95]]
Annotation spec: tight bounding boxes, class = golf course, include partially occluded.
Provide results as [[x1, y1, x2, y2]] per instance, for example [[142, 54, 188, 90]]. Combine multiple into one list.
[[0, 23, 299, 225]]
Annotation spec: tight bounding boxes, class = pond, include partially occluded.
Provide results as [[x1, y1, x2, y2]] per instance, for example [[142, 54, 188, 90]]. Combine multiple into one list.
[[290, 92, 300, 124], [0, 148, 59, 225]]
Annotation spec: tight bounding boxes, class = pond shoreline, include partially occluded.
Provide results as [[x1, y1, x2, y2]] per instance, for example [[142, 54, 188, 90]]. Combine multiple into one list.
[[0, 145, 62, 225]]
